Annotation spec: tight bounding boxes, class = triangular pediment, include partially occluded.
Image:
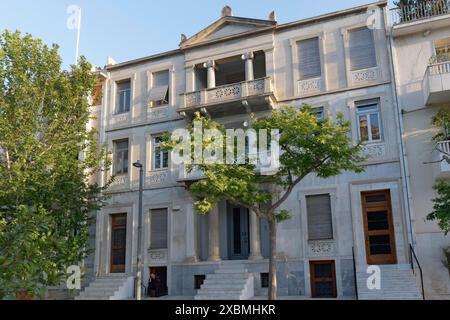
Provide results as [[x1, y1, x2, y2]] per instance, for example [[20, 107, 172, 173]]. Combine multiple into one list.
[[180, 16, 276, 48]]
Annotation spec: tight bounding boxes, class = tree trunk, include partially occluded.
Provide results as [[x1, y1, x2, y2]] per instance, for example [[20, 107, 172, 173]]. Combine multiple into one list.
[[268, 218, 277, 300]]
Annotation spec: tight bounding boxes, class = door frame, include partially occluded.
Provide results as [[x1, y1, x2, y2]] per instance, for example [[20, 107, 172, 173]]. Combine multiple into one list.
[[110, 213, 127, 273], [361, 190, 397, 265], [227, 203, 250, 260], [310, 260, 337, 298]]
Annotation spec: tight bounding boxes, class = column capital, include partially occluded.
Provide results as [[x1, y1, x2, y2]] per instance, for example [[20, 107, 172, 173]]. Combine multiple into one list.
[[203, 60, 216, 69], [241, 52, 254, 61]]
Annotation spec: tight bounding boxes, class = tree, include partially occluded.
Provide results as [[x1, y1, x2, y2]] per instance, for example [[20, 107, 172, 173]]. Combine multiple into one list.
[[164, 105, 364, 300], [427, 180, 450, 235], [431, 108, 450, 142], [0, 30, 110, 299]]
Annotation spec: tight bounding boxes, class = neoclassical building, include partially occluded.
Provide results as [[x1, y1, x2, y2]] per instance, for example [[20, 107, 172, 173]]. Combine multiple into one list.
[[77, 1, 430, 299]]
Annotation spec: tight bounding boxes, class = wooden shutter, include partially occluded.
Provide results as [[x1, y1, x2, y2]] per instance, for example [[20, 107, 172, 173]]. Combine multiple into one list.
[[150, 208, 168, 249], [298, 37, 321, 79], [349, 27, 377, 71], [306, 194, 333, 240]]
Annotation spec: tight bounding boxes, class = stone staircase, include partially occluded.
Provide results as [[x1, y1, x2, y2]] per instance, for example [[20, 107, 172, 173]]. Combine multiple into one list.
[[75, 275, 134, 300], [195, 262, 254, 300], [357, 264, 422, 300]]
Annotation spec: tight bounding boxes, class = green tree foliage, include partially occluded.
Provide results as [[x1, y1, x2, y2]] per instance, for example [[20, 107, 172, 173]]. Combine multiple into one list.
[[427, 180, 450, 235], [431, 108, 450, 142], [0, 30, 110, 299], [164, 105, 364, 300]]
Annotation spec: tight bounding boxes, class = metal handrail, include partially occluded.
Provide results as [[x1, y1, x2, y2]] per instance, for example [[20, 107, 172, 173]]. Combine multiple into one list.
[[352, 246, 358, 300], [390, 1, 450, 25], [409, 244, 425, 300]]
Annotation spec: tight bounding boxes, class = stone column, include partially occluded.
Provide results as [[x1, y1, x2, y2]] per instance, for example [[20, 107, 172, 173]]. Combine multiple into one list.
[[242, 52, 254, 81], [203, 60, 216, 89], [185, 202, 198, 262], [208, 204, 221, 261], [185, 65, 196, 92], [249, 210, 263, 260]]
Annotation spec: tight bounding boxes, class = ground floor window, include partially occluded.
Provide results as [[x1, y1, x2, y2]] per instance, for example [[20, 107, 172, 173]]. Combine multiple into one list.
[[310, 260, 337, 298]]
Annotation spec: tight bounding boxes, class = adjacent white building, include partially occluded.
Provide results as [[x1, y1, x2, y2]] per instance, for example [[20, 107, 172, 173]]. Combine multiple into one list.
[[76, 0, 450, 300]]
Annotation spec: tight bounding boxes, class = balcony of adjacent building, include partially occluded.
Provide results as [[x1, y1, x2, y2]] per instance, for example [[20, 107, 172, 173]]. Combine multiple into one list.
[[432, 140, 450, 178], [423, 48, 450, 105], [179, 51, 276, 119], [391, 1, 450, 37]]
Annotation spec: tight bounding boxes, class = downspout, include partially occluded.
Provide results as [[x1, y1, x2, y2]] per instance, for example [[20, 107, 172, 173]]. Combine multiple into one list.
[[386, 20, 415, 248]]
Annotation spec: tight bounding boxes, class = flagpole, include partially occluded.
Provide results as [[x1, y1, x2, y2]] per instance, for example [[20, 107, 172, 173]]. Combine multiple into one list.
[[75, 8, 81, 64]]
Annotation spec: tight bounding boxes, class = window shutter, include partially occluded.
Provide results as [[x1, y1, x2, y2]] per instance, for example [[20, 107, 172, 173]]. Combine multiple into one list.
[[298, 37, 321, 79], [150, 209, 168, 249], [349, 27, 377, 71], [148, 85, 169, 102], [306, 194, 333, 240]]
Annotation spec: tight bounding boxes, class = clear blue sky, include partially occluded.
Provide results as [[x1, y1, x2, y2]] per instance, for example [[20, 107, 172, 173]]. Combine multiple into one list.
[[0, 0, 395, 70]]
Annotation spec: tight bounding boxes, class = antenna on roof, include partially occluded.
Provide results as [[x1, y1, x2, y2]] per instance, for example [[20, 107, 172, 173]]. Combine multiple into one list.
[[269, 11, 276, 22]]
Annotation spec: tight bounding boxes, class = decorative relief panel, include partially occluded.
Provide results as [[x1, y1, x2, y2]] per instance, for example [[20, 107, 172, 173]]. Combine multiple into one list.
[[308, 240, 335, 257], [247, 79, 265, 96], [148, 249, 167, 261], [110, 113, 130, 126], [147, 106, 169, 122], [361, 143, 385, 158], [351, 67, 379, 84], [146, 170, 169, 185], [208, 83, 241, 103], [110, 175, 127, 188], [298, 78, 322, 95], [185, 92, 201, 108]]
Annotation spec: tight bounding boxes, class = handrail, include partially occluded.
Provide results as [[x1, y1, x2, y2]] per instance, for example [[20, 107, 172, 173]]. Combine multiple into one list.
[[409, 244, 425, 300], [352, 246, 358, 300], [390, 1, 450, 25]]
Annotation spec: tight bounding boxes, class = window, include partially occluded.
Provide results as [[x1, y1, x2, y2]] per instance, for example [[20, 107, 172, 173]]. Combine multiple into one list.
[[194, 275, 206, 290], [260, 273, 269, 288], [348, 27, 377, 71], [434, 37, 450, 62], [153, 136, 169, 170], [310, 261, 337, 298], [113, 139, 129, 175], [298, 37, 321, 79], [306, 194, 333, 240], [150, 208, 168, 250], [356, 100, 382, 142], [116, 80, 131, 114], [311, 107, 325, 122], [149, 70, 169, 107]]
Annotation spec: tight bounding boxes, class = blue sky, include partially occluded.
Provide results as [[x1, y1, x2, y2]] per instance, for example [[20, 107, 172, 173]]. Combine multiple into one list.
[[0, 0, 394, 70]]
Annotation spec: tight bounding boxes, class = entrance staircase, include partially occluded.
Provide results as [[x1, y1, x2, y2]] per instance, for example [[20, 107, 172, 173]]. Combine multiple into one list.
[[356, 264, 422, 300], [75, 275, 134, 300], [195, 261, 254, 300]]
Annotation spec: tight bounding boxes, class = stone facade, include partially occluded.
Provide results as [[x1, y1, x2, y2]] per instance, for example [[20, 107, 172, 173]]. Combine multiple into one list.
[[86, 1, 442, 299]]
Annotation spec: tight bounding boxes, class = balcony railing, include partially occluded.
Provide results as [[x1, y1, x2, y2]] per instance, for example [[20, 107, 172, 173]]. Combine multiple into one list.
[[432, 140, 450, 178], [181, 77, 273, 110], [391, 1, 449, 24], [428, 60, 450, 75]]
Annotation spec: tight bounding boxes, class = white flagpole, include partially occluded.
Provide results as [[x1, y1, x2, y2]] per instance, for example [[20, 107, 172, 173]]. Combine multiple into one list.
[[75, 8, 81, 65]]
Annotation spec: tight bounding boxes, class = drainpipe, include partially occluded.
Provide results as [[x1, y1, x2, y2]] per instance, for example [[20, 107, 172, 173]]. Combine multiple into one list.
[[387, 22, 415, 249]]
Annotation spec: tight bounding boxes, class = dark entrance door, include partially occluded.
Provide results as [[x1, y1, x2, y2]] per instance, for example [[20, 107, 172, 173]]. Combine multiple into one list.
[[227, 204, 250, 260], [110, 213, 127, 273]]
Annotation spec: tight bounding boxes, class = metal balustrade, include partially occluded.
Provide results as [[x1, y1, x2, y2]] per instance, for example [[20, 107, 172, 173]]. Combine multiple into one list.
[[391, 1, 449, 24]]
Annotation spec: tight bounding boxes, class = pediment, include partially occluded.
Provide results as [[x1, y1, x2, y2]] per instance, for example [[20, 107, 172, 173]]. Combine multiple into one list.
[[180, 16, 276, 48]]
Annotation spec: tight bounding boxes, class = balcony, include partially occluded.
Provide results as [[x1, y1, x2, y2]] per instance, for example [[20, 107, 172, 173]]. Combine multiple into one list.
[[179, 77, 275, 118], [432, 140, 450, 178], [423, 60, 450, 105], [391, 1, 449, 24]]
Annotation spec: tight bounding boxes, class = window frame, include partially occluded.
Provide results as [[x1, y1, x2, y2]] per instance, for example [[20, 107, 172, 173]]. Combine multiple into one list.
[[297, 37, 322, 80], [356, 100, 383, 143], [113, 139, 129, 175], [152, 135, 169, 171], [348, 27, 377, 72], [306, 193, 334, 241], [115, 79, 131, 114], [150, 69, 170, 108], [149, 208, 168, 250]]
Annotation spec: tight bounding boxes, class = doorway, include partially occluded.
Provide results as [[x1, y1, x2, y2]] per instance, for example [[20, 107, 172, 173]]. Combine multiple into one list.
[[227, 204, 250, 260], [110, 213, 127, 273], [361, 190, 397, 265]]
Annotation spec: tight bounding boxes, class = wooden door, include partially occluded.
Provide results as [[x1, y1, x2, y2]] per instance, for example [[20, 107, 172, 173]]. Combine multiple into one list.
[[228, 205, 249, 260], [110, 213, 127, 273], [361, 190, 397, 265], [310, 260, 337, 298]]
